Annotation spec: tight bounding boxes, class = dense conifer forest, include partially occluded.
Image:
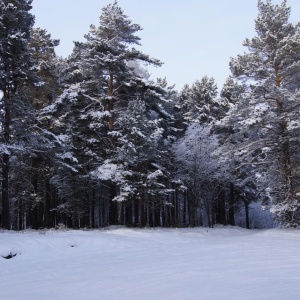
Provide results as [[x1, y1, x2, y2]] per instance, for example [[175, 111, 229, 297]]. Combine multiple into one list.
[[1, 0, 300, 230]]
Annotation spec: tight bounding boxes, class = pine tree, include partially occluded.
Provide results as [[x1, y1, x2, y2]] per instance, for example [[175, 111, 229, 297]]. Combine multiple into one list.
[[227, 0, 300, 226], [42, 1, 175, 227], [0, 0, 35, 229], [84, 0, 161, 134], [180, 76, 218, 124], [27, 27, 60, 109]]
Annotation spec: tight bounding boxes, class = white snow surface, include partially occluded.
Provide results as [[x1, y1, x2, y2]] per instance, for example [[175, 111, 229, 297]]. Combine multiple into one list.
[[1, 227, 300, 300]]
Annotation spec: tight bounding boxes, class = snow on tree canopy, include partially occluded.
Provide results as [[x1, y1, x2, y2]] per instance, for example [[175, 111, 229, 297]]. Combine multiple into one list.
[[90, 160, 130, 183]]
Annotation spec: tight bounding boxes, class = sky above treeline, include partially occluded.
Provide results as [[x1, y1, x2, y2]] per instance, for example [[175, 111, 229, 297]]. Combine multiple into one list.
[[32, 0, 300, 91]]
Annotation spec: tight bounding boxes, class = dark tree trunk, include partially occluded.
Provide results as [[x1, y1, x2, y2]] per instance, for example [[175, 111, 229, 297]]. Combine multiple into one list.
[[188, 193, 195, 227], [145, 197, 150, 227], [216, 189, 227, 225], [2, 153, 10, 229], [131, 199, 136, 226], [245, 200, 250, 229], [109, 184, 119, 225], [44, 180, 52, 228], [228, 182, 235, 226], [183, 190, 187, 226], [30, 156, 41, 229], [2, 89, 11, 229], [108, 71, 114, 132], [138, 196, 143, 227], [175, 188, 179, 226]]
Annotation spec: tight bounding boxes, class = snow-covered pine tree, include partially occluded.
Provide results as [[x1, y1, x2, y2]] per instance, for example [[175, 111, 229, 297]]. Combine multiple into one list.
[[108, 77, 178, 227], [83, 1, 173, 226], [210, 77, 248, 227], [21, 27, 64, 229], [0, 0, 35, 229], [180, 76, 218, 124], [227, 0, 300, 227], [27, 27, 60, 109], [42, 1, 178, 227], [84, 0, 161, 134]]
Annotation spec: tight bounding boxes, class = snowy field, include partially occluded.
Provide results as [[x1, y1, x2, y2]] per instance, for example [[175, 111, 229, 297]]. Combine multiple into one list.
[[1, 227, 300, 300]]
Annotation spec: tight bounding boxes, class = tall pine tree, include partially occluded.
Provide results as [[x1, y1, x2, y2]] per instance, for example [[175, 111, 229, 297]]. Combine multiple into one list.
[[0, 0, 35, 229], [227, 0, 300, 226]]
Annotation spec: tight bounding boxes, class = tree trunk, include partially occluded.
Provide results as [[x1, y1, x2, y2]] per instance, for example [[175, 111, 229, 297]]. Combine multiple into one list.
[[138, 196, 143, 227], [228, 182, 235, 226], [30, 156, 40, 229], [175, 188, 179, 226], [108, 71, 114, 132], [44, 180, 52, 228], [146, 198, 149, 227], [159, 199, 163, 227], [109, 184, 118, 225], [216, 190, 226, 225], [1, 89, 11, 229], [183, 190, 187, 226], [275, 66, 293, 204], [245, 200, 250, 229], [2, 153, 10, 229], [131, 199, 136, 226]]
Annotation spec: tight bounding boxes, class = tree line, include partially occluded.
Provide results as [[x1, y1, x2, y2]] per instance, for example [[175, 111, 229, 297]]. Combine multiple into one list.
[[0, 0, 299, 230]]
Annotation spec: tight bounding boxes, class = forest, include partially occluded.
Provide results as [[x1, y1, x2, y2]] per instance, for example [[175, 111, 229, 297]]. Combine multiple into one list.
[[0, 0, 299, 230]]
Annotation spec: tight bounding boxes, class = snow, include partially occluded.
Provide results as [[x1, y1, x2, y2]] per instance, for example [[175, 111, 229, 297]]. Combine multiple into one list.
[[56, 152, 78, 163], [90, 161, 120, 181], [90, 160, 131, 182], [1, 227, 300, 300], [147, 169, 163, 181]]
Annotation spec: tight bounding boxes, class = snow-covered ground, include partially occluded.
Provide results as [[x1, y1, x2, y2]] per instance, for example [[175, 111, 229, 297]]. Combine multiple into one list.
[[1, 226, 300, 300]]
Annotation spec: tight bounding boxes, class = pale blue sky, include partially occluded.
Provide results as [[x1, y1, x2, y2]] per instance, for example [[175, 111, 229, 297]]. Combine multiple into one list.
[[32, 0, 300, 91]]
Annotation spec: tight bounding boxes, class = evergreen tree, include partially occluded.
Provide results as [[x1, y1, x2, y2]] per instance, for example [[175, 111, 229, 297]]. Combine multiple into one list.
[[226, 0, 300, 226], [84, 0, 161, 133], [180, 76, 218, 124], [42, 1, 177, 227], [27, 27, 60, 109], [0, 0, 35, 229]]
